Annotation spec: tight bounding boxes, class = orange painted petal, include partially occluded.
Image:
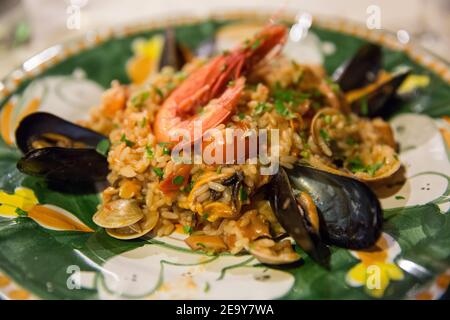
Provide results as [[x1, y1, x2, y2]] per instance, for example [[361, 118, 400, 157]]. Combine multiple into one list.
[[439, 128, 450, 149], [16, 98, 40, 126], [0, 101, 14, 145], [28, 205, 93, 232]]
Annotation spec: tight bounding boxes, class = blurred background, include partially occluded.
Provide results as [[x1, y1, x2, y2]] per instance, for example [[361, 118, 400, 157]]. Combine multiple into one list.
[[0, 0, 449, 77]]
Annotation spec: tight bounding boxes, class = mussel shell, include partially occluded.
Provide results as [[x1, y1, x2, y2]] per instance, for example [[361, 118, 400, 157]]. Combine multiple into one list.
[[333, 43, 382, 92], [284, 165, 383, 249], [159, 27, 188, 71], [351, 70, 410, 118], [15, 112, 106, 154], [269, 168, 330, 266], [17, 147, 109, 182]]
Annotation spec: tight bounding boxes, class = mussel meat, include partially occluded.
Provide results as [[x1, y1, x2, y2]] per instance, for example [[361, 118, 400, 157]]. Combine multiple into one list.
[[273, 164, 383, 250], [333, 43, 410, 118], [15, 112, 109, 183], [269, 168, 330, 266]]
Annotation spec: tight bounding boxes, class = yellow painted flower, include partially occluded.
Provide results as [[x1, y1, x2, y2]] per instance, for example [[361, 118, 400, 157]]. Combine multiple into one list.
[[0, 187, 93, 232], [345, 233, 404, 298], [126, 35, 164, 85]]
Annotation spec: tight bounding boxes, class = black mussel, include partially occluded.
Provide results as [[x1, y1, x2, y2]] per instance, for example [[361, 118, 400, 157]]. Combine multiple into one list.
[[269, 168, 330, 266], [17, 148, 109, 182], [16, 112, 105, 154], [333, 43, 382, 92], [15, 112, 109, 183], [159, 27, 189, 71], [283, 164, 383, 250], [350, 69, 410, 117]]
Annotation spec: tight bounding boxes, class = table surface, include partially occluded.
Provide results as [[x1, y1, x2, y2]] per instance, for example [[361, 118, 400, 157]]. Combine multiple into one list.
[[0, 0, 449, 78]]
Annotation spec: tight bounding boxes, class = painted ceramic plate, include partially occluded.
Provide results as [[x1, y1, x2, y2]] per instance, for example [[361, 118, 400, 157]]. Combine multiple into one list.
[[0, 12, 449, 300]]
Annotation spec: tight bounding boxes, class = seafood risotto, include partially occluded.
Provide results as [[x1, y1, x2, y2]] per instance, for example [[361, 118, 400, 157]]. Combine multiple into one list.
[[16, 24, 408, 265]]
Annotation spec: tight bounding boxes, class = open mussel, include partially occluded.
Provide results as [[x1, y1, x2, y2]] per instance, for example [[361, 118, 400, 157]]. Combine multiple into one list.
[[333, 43, 410, 118], [269, 164, 383, 263], [15, 112, 109, 183], [269, 168, 330, 266], [333, 43, 382, 92]]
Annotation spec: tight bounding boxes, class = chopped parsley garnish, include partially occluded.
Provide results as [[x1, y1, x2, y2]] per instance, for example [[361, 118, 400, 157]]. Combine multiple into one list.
[[196, 242, 207, 248], [145, 145, 154, 159], [15, 208, 28, 217], [348, 157, 383, 176], [162, 146, 170, 155], [238, 112, 245, 120], [366, 162, 383, 176], [251, 39, 261, 50], [360, 96, 369, 116], [152, 167, 164, 178], [204, 282, 210, 293], [140, 117, 147, 128], [319, 128, 331, 142], [202, 213, 209, 221], [120, 134, 135, 147], [95, 139, 110, 156], [275, 100, 295, 119], [182, 180, 194, 193], [300, 150, 310, 159], [273, 84, 310, 105], [254, 102, 268, 115], [131, 91, 150, 109], [172, 175, 185, 185], [395, 195, 405, 200], [154, 86, 164, 98], [183, 225, 193, 234], [239, 186, 248, 201], [324, 114, 332, 125], [346, 137, 356, 145]]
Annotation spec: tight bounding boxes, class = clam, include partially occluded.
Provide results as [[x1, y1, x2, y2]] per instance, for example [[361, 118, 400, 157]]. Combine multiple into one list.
[[93, 199, 144, 229], [310, 107, 401, 182], [248, 238, 301, 265], [106, 210, 160, 240], [15, 112, 109, 183], [279, 165, 383, 250]]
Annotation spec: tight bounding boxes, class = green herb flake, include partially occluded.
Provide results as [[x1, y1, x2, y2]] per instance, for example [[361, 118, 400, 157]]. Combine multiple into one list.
[[172, 175, 185, 185], [395, 195, 405, 200], [366, 162, 383, 176], [15, 208, 28, 217], [238, 112, 245, 120], [145, 145, 154, 159], [96, 139, 110, 156], [202, 213, 209, 221], [346, 137, 356, 145], [152, 167, 164, 179], [251, 39, 261, 50], [204, 282, 210, 293], [360, 97, 369, 116], [140, 117, 147, 128], [324, 114, 332, 125], [131, 91, 150, 108], [162, 146, 170, 155], [254, 102, 268, 115], [154, 86, 164, 98], [239, 186, 248, 201], [275, 101, 295, 119], [300, 150, 310, 159], [348, 157, 365, 173], [183, 225, 193, 234], [196, 242, 207, 248], [319, 128, 331, 142], [120, 134, 135, 147]]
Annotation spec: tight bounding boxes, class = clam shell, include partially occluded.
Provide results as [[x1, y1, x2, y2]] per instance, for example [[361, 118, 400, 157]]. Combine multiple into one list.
[[93, 199, 144, 229]]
